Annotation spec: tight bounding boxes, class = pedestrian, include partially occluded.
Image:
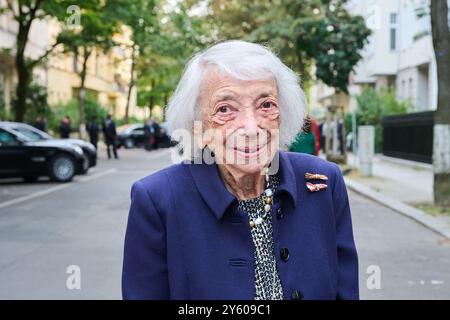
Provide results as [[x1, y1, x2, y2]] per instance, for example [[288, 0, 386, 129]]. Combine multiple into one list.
[[152, 120, 161, 150], [289, 115, 316, 155], [310, 116, 321, 155], [320, 121, 327, 153], [102, 114, 119, 159], [122, 40, 358, 300], [338, 118, 345, 155], [33, 116, 46, 132], [59, 116, 71, 139], [87, 116, 100, 151], [144, 117, 155, 151]]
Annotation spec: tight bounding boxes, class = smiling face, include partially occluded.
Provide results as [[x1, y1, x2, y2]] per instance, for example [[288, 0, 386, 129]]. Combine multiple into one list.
[[197, 68, 280, 175]]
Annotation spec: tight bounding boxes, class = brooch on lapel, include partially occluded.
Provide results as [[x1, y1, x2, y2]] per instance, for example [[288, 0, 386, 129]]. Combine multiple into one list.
[[305, 173, 328, 181], [305, 172, 328, 192], [306, 182, 328, 192]]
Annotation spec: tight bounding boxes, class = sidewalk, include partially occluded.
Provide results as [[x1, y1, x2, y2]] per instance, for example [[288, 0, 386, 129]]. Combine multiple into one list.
[[340, 153, 450, 239], [346, 153, 433, 204]]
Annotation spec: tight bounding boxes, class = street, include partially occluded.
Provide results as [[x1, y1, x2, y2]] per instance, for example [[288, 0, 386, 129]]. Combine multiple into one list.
[[0, 148, 449, 299]]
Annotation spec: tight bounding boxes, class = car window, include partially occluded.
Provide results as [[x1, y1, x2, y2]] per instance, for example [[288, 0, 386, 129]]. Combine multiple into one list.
[[0, 129, 20, 146], [132, 128, 144, 134], [12, 127, 43, 141]]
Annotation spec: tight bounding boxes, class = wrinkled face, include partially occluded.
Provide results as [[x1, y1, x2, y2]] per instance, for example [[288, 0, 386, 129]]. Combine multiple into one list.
[[196, 69, 280, 175]]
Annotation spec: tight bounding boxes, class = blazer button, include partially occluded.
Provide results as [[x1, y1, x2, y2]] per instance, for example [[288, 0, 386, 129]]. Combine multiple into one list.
[[280, 248, 290, 262], [291, 290, 304, 300], [276, 208, 284, 220]]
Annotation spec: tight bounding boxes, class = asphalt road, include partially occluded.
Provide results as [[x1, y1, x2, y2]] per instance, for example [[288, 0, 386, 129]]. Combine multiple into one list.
[[0, 147, 449, 299]]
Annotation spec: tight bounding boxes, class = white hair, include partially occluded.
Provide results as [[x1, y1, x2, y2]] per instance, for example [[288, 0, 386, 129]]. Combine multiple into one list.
[[166, 40, 305, 158]]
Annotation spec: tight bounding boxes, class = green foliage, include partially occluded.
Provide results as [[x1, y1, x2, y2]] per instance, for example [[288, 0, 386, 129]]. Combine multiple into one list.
[[50, 97, 107, 132], [135, 1, 212, 111], [57, 1, 118, 52], [116, 116, 142, 127], [204, 0, 371, 92], [0, 0, 79, 121], [0, 83, 8, 120], [352, 86, 411, 152], [356, 86, 411, 125], [10, 83, 49, 123]]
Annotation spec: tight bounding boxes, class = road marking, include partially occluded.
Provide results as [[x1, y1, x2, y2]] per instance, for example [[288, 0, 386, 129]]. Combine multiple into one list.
[[0, 168, 117, 210]]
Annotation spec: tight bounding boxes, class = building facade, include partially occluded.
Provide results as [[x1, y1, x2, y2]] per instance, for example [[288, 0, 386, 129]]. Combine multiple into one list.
[[0, 4, 144, 121], [310, 0, 448, 115]]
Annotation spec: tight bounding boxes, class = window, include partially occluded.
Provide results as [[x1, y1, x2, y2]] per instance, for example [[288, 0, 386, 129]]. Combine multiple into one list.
[[12, 127, 43, 141], [390, 13, 398, 51], [0, 129, 19, 146]]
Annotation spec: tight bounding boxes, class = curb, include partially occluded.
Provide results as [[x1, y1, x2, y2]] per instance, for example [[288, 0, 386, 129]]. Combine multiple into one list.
[[344, 177, 450, 240]]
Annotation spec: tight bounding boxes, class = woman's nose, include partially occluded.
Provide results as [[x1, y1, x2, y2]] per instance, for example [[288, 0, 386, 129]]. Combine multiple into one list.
[[240, 108, 259, 137]]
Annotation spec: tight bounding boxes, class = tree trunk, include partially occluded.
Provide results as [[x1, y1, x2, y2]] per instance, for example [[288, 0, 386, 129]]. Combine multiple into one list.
[[78, 47, 91, 139], [148, 78, 155, 117], [14, 18, 33, 122], [148, 96, 154, 116], [124, 46, 136, 124], [431, 0, 450, 206], [162, 92, 168, 122]]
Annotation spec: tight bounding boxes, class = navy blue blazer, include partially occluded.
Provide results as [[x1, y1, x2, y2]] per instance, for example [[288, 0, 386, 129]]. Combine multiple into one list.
[[122, 151, 359, 300]]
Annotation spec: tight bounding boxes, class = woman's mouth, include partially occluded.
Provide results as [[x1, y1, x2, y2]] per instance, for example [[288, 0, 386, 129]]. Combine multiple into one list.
[[232, 143, 268, 158]]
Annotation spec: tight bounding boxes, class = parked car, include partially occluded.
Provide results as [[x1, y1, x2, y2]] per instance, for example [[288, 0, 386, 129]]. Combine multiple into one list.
[[0, 126, 86, 182], [117, 123, 173, 149], [117, 124, 146, 149], [0, 121, 96, 174]]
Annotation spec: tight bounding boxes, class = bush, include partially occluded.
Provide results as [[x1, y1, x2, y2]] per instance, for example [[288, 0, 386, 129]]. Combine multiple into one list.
[[349, 86, 411, 153], [9, 83, 50, 124], [50, 97, 108, 133], [116, 116, 142, 127], [0, 84, 8, 121]]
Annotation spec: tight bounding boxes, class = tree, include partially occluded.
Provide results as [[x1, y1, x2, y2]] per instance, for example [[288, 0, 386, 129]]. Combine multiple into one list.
[[204, 0, 370, 92], [430, 0, 450, 206], [135, 1, 212, 118], [57, 0, 119, 137], [0, 0, 72, 122], [111, 0, 159, 123]]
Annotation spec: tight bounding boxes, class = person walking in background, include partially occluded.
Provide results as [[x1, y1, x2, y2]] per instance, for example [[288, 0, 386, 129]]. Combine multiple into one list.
[[102, 114, 119, 159], [310, 116, 321, 156], [289, 115, 316, 155], [144, 117, 156, 151], [33, 116, 46, 132], [151, 120, 161, 150], [59, 116, 71, 139], [87, 116, 100, 151], [320, 120, 327, 153]]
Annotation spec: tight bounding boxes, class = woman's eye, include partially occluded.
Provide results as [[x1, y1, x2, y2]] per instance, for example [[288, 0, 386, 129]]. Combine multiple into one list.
[[262, 101, 274, 109], [218, 106, 230, 113]]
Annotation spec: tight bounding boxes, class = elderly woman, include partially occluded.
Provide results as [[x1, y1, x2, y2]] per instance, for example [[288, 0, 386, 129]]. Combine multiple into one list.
[[122, 40, 358, 300]]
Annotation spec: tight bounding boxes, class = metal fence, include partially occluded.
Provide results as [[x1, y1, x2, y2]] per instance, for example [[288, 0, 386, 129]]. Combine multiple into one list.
[[382, 111, 434, 164]]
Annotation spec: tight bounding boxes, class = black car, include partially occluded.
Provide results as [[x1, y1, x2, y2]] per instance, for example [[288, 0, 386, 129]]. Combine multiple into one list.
[[0, 121, 97, 173], [117, 123, 173, 149], [0, 127, 86, 182], [117, 124, 146, 149]]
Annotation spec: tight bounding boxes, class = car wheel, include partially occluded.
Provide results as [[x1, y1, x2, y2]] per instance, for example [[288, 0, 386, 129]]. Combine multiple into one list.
[[49, 154, 76, 182], [125, 139, 134, 148], [80, 154, 90, 174]]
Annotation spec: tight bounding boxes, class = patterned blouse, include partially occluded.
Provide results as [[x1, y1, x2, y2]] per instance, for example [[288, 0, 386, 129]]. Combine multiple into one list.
[[238, 175, 284, 300]]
